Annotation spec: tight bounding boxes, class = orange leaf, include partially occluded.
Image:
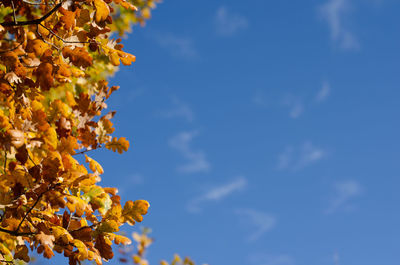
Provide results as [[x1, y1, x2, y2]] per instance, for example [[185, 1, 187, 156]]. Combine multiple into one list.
[[105, 137, 129, 154]]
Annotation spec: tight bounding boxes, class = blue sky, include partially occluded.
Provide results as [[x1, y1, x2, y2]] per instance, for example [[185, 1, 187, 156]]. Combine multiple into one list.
[[42, 0, 400, 264]]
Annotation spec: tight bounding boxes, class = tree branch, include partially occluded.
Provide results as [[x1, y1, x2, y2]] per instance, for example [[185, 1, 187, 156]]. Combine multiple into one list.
[[15, 191, 45, 233], [0, 41, 23, 55], [0, 2, 62, 27], [15, 183, 60, 233], [0, 227, 36, 236]]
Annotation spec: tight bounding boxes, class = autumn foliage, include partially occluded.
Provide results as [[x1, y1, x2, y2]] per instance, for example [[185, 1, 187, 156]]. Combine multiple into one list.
[[0, 0, 158, 263], [118, 230, 197, 265]]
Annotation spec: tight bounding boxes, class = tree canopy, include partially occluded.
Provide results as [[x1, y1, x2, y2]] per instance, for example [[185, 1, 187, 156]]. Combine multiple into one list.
[[0, 0, 159, 263]]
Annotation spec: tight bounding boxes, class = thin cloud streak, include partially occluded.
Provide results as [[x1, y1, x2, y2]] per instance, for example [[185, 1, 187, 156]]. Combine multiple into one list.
[[283, 95, 304, 119], [248, 253, 294, 265], [118, 173, 144, 196], [215, 6, 248, 36], [187, 177, 247, 213], [278, 142, 326, 170], [151, 32, 198, 59], [169, 131, 210, 174], [319, 0, 359, 50], [236, 209, 276, 242], [316, 82, 331, 103], [296, 142, 326, 169], [326, 180, 363, 214], [160, 97, 194, 122]]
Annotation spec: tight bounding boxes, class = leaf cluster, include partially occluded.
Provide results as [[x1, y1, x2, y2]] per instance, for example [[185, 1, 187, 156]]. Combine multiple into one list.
[[0, 0, 158, 263]]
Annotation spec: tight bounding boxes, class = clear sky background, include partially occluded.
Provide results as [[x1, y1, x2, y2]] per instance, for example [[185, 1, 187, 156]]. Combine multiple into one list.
[[42, 0, 400, 264]]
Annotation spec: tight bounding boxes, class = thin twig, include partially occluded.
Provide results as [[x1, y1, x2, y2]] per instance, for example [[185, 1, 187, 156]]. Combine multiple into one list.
[[14, 184, 58, 233], [22, 0, 56, 5], [73, 148, 96, 156], [39, 23, 97, 45], [36, 24, 60, 50], [11, 0, 17, 24], [0, 41, 23, 54], [28, 154, 37, 166], [15, 192, 45, 233], [3, 151, 7, 173]]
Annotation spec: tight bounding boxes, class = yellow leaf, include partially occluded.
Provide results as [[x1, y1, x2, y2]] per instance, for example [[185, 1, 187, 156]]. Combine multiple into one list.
[[85, 155, 104, 174], [122, 200, 150, 225], [52, 226, 73, 244], [94, 0, 110, 23], [73, 239, 88, 261], [98, 219, 119, 233], [67, 196, 88, 217], [114, 234, 131, 245], [110, 51, 120, 66], [141, 7, 151, 19]]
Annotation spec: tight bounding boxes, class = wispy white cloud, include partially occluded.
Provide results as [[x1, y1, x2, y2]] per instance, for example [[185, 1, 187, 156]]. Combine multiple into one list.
[[187, 177, 247, 213], [333, 251, 340, 265], [215, 6, 248, 36], [236, 209, 276, 242], [277, 147, 293, 170], [169, 131, 210, 174], [283, 95, 304, 119], [151, 32, 198, 59], [297, 142, 326, 169], [278, 142, 326, 170], [248, 253, 294, 265], [159, 97, 194, 122], [118, 173, 144, 195], [316, 82, 331, 103], [252, 90, 269, 107], [326, 180, 363, 214], [319, 0, 359, 50]]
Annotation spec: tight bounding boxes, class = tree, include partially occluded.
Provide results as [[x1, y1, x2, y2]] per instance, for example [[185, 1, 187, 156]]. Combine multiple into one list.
[[0, 0, 159, 263]]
